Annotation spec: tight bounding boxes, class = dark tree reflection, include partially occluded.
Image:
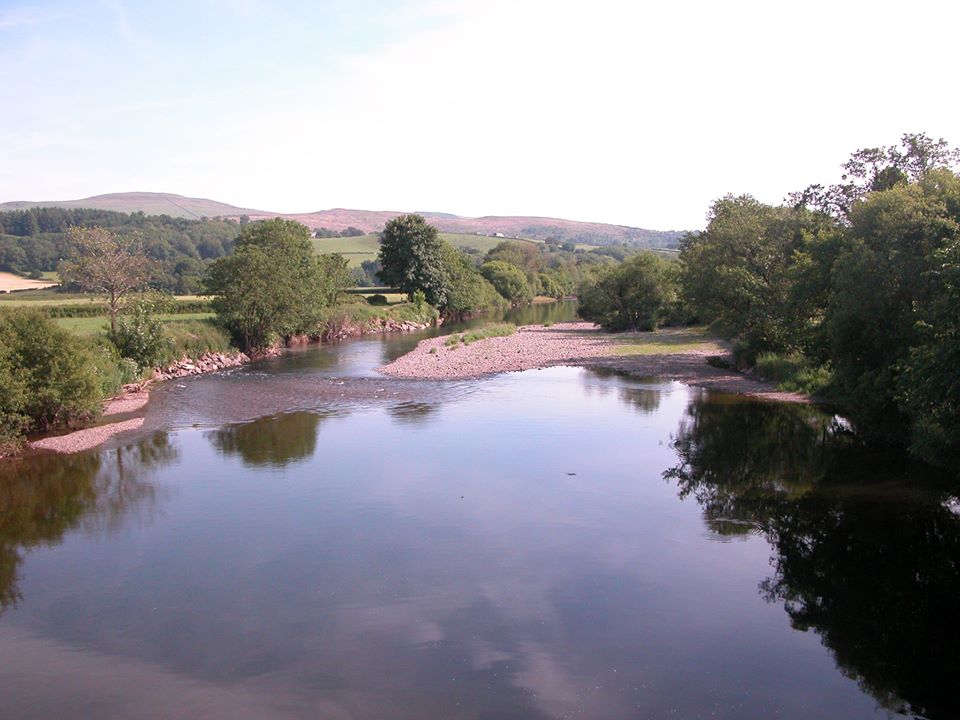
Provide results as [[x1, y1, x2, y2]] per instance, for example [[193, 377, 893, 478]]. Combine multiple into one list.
[[208, 411, 327, 467], [0, 433, 173, 610], [666, 397, 960, 719]]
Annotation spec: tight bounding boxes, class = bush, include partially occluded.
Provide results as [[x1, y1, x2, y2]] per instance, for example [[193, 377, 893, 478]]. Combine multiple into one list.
[[755, 352, 832, 395], [0, 309, 105, 440], [108, 299, 169, 371], [366, 294, 388, 306], [480, 261, 532, 304], [578, 252, 678, 331]]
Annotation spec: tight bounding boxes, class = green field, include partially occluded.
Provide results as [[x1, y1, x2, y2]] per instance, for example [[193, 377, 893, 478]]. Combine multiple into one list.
[[56, 312, 215, 335], [310, 233, 544, 267], [0, 292, 206, 306]]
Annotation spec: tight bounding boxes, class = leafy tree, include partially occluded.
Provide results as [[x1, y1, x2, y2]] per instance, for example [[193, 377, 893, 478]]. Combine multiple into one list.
[[828, 169, 960, 447], [58, 226, 156, 332], [480, 260, 532, 303], [577, 252, 678, 331], [679, 197, 836, 363], [377, 214, 449, 306], [204, 218, 335, 350], [440, 244, 506, 317]]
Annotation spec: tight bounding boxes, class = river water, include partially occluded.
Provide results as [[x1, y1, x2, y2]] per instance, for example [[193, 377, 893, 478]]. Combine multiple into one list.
[[1, 304, 958, 719]]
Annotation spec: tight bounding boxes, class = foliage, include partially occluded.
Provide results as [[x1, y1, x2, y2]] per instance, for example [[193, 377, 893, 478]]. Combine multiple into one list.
[[577, 252, 679, 331], [439, 244, 506, 316], [377, 214, 449, 307], [107, 293, 171, 371], [366, 293, 388, 306], [679, 134, 960, 470], [828, 170, 960, 450], [755, 352, 832, 396], [480, 260, 532, 304], [58, 226, 156, 332], [679, 197, 836, 363], [0, 309, 106, 448], [0, 207, 238, 293], [204, 219, 337, 350]]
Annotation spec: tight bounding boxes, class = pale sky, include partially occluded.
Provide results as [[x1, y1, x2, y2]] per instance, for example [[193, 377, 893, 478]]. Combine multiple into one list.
[[1, 0, 957, 230]]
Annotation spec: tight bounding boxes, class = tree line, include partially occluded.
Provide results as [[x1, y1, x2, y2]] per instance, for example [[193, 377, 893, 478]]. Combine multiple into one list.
[[678, 133, 960, 471], [0, 207, 239, 293]]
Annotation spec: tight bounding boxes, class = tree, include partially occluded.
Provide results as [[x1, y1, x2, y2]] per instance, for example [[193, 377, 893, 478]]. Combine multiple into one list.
[[58, 226, 156, 332], [440, 244, 506, 317], [828, 169, 960, 448], [377, 214, 449, 306], [204, 218, 338, 350], [578, 252, 678, 331], [480, 260, 532, 303], [679, 197, 836, 363]]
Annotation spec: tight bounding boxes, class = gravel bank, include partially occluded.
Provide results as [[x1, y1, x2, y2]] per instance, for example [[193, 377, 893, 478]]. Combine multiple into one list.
[[29, 418, 145, 454], [378, 322, 810, 403]]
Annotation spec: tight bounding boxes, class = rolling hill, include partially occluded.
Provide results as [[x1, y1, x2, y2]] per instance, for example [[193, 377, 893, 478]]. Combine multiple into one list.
[[1, 192, 687, 247]]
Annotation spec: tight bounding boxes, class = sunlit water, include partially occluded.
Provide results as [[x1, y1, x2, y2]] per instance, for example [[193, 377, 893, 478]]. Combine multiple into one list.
[[1, 304, 958, 719]]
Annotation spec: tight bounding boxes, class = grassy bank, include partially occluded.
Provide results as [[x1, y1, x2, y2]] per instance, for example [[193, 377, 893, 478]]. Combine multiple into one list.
[[444, 322, 516, 347]]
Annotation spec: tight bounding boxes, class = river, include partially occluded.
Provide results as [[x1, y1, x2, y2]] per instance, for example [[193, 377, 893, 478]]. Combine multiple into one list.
[[1, 303, 957, 719]]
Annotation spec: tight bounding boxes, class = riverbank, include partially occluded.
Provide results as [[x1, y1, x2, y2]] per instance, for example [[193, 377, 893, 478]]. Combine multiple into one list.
[[378, 322, 811, 403], [23, 312, 441, 456]]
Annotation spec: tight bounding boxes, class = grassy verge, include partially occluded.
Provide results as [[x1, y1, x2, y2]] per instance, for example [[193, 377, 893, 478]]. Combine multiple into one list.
[[611, 326, 724, 356], [162, 319, 234, 363], [755, 352, 832, 395], [444, 322, 516, 347]]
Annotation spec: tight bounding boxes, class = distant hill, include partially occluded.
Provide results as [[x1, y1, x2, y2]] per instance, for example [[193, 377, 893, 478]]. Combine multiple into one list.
[[0, 192, 687, 247], [0, 192, 262, 220]]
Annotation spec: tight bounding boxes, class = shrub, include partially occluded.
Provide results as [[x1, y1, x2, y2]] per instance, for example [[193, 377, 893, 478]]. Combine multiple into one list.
[[755, 352, 832, 395], [0, 308, 104, 434], [577, 252, 678, 331], [480, 261, 532, 304], [108, 299, 169, 371], [366, 294, 388, 306]]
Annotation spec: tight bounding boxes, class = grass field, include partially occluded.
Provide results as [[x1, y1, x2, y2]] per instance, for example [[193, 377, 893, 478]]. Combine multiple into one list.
[[0, 292, 206, 306], [309, 233, 545, 267], [56, 312, 215, 335]]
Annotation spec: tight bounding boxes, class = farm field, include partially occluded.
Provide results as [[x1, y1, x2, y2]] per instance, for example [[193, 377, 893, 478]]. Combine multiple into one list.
[[0, 270, 59, 293], [55, 312, 215, 335], [309, 232, 545, 267]]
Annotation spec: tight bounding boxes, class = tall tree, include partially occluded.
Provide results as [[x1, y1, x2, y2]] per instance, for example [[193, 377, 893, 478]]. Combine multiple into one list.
[[58, 226, 156, 332], [204, 218, 344, 350], [377, 214, 449, 307]]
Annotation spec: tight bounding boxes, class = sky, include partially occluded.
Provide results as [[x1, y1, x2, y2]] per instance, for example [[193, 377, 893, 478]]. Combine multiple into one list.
[[1, 0, 958, 230]]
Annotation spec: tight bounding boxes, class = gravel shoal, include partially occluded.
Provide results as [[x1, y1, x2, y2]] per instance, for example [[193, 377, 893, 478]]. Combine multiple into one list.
[[378, 322, 810, 403], [103, 391, 150, 416], [29, 418, 145, 454]]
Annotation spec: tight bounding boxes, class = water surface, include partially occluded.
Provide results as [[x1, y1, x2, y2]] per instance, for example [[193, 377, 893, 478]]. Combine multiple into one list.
[[1, 313, 957, 719]]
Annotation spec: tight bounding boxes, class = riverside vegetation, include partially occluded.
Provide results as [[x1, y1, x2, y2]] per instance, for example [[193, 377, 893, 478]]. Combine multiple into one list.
[[3, 133, 959, 473]]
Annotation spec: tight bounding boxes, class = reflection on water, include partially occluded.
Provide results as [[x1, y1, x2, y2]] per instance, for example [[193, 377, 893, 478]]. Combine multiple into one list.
[[667, 397, 960, 719], [208, 412, 330, 467], [0, 338, 958, 719], [0, 434, 173, 611]]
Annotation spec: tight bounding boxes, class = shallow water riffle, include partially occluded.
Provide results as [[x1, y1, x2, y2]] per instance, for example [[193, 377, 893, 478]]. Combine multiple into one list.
[[1, 345, 958, 719]]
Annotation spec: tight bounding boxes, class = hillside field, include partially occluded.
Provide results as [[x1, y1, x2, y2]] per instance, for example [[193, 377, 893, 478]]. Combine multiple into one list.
[[310, 233, 545, 267]]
